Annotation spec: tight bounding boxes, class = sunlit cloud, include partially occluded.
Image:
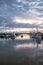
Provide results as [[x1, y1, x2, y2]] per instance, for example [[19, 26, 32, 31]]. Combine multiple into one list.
[[12, 17, 42, 25]]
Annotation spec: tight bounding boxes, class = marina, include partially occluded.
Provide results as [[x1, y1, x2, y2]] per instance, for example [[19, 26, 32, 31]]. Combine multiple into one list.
[[0, 28, 43, 65], [0, 0, 43, 64], [0, 32, 43, 40]]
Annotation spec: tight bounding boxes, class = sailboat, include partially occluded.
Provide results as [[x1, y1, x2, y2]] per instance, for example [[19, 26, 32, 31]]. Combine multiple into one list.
[[31, 27, 41, 39]]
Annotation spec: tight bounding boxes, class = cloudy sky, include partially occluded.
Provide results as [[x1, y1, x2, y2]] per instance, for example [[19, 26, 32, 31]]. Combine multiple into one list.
[[0, 0, 43, 28]]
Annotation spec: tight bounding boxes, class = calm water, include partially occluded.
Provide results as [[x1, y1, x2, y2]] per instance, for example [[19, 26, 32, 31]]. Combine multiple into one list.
[[0, 38, 43, 65]]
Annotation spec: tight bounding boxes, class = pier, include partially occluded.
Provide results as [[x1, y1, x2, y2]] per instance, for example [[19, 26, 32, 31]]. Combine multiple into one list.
[[0, 32, 43, 40], [0, 32, 30, 40]]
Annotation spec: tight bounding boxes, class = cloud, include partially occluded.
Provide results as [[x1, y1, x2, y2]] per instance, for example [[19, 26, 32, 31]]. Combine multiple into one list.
[[12, 16, 42, 24], [0, 16, 42, 28], [0, 0, 43, 28], [0, 0, 43, 17], [11, 16, 43, 28]]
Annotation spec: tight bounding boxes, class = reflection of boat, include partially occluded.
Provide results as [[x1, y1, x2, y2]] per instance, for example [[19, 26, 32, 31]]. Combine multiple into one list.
[[41, 33, 43, 40], [31, 32, 42, 48], [36, 39, 41, 44], [36, 39, 41, 48]]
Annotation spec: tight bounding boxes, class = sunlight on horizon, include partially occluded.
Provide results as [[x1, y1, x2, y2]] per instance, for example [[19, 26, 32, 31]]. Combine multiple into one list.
[[0, 27, 43, 33]]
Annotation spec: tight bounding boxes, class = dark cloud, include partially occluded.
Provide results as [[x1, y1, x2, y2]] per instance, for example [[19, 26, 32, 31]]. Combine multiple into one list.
[[0, 0, 43, 28], [0, 0, 43, 17]]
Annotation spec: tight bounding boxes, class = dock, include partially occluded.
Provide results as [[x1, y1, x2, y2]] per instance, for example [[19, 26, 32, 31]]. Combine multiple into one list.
[[0, 32, 43, 40]]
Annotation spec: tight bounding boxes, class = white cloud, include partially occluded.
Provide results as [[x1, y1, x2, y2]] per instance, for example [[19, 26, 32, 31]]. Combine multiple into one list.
[[17, 0, 27, 3], [12, 17, 42, 26], [17, 0, 22, 2]]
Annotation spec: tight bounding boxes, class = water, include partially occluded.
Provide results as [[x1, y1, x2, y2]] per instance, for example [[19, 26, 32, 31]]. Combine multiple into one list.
[[0, 38, 43, 65]]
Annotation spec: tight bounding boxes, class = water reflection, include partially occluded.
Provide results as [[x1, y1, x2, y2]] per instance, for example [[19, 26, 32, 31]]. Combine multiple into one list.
[[0, 39, 43, 65], [15, 43, 37, 49], [14, 39, 43, 49], [33, 39, 43, 49]]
